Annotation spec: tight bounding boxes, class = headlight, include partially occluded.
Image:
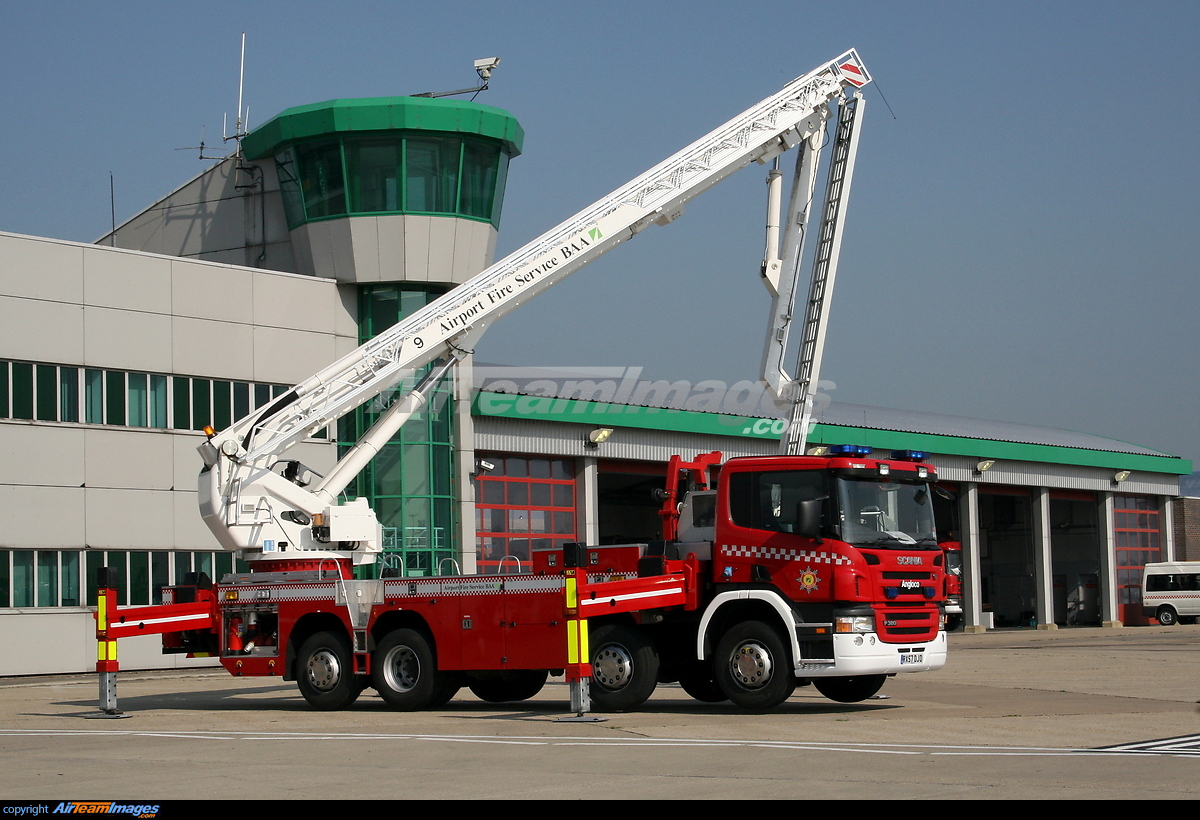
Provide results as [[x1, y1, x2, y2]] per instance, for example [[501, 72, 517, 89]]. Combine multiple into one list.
[[835, 615, 875, 634]]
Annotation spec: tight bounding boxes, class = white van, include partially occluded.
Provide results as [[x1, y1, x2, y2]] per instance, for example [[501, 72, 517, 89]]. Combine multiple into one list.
[[1141, 562, 1200, 625]]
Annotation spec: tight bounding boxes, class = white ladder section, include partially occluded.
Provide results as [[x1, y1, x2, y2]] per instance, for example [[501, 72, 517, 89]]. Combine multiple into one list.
[[776, 93, 866, 456]]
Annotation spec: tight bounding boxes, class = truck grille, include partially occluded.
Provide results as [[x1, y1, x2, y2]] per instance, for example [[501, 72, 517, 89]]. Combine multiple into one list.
[[874, 606, 939, 642]]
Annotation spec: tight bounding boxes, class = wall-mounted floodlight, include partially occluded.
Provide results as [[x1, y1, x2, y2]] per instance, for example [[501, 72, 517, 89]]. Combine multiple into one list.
[[974, 459, 996, 476], [806, 445, 829, 456], [1112, 470, 1131, 486], [470, 459, 497, 480], [585, 428, 614, 449]]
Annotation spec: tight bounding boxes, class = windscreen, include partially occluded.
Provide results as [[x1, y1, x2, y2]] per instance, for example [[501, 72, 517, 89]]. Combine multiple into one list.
[[836, 477, 938, 549]]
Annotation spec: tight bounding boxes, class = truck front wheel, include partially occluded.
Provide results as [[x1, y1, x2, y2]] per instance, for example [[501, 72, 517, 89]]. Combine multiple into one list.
[[589, 623, 660, 711], [296, 630, 361, 711], [813, 674, 886, 703], [713, 621, 796, 710], [372, 628, 449, 710]]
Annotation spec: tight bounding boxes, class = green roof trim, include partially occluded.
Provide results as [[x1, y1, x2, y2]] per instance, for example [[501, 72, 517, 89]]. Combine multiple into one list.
[[471, 391, 1193, 476], [242, 96, 524, 160]]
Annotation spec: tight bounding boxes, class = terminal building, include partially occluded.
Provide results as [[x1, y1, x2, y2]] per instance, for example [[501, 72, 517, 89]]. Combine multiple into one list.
[[0, 93, 1193, 675]]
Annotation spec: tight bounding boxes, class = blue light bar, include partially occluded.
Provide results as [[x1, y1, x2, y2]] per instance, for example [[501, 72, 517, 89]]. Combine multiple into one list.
[[829, 444, 872, 456], [890, 450, 929, 461]]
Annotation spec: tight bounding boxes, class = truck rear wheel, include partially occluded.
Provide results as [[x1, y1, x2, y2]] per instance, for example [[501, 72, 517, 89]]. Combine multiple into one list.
[[468, 670, 548, 703], [589, 623, 659, 711], [296, 630, 361, 711], [713, 621, 796, 710], [372, 628, 448, 710], [813, 674, 886, 703]]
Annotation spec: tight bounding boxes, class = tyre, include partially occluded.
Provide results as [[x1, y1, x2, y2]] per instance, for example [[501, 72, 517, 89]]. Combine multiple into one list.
[[677, 666, 727, 703], [589, 623, 660, 711], [372, 628, 445, 710], [429, 673, 464, 707], [813, 674, 887, 703], [1157, 606, 1179, 626], [468, 670, 548, 703], [945, 614, 963, 632], [296, 630, 361, 711], [713, 621, 796, 710]]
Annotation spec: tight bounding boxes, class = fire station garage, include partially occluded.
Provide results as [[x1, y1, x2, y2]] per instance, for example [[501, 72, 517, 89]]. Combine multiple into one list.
[[468, 373, 1190, 634], [0, 91, 1192, 676]]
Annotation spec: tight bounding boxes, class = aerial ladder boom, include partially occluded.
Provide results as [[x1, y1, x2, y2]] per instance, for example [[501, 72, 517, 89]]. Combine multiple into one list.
[[760, 92, 866, 455], [198, 51, 873, 565]]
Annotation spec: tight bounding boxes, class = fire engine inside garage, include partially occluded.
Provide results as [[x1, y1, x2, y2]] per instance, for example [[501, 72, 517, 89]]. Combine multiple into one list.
[[0, 87, 1193, 677]]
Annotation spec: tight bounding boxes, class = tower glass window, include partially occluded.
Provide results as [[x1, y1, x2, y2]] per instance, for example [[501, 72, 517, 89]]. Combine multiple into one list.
[[276, 132, 512, 229]]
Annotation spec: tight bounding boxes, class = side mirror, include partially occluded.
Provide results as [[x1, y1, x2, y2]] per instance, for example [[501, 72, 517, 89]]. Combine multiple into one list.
[[796, 497, 824, 539]]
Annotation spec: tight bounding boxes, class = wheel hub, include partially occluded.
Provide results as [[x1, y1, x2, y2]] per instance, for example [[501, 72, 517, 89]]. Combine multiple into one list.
[[593, 645, 634, 689], [382, 645, 420, 693], [730, 642, 773, 689], [306, 649, 342, 692]]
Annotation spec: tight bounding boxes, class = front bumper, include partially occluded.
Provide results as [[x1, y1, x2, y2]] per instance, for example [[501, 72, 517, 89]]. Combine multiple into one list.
[[795, 630, 947, 677]]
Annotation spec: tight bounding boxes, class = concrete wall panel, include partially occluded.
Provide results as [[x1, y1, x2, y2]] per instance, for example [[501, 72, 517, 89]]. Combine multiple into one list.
[[253, 325, 339, 385], [375, 215, 407, 281], [84, 428, 175, 491], [0, 296, 84, 364], [0, 233, 84, 302], [83, 249, 172, 314], [0, 424, 86, 487], [326, 220, 356, 282], [427, 217, 456, 282], [299, 222, 336, 281], [404, 218, 431, 283], [84, 488, 175, 549], [171, 259, 254, 324], [84, 305, 173, 373], [171, 316, 254, 382], [348, 217, 381, 282], [252, 271, 338, 334], [0, 485, 86, 549]]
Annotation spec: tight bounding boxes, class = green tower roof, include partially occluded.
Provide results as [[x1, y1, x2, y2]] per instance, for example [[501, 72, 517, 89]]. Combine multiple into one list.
[[242, 96, 524, 159]]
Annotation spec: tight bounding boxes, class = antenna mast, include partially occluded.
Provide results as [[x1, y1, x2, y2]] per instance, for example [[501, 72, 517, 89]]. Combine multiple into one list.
[[225, 32, 249, 149]]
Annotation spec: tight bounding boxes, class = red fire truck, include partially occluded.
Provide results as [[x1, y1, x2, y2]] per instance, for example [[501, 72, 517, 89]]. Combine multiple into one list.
[[93, 51, 947, 713]]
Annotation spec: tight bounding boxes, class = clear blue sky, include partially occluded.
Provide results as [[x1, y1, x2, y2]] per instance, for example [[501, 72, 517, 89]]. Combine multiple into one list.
[[1, 0, 1196, 466]]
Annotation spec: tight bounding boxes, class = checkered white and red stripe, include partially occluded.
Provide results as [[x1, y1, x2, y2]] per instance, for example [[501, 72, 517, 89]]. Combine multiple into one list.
[[718, 545, 852, 565]]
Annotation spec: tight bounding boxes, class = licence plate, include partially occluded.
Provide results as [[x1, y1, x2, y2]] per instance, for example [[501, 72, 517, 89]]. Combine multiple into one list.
[[899, 653, 923, 665]]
